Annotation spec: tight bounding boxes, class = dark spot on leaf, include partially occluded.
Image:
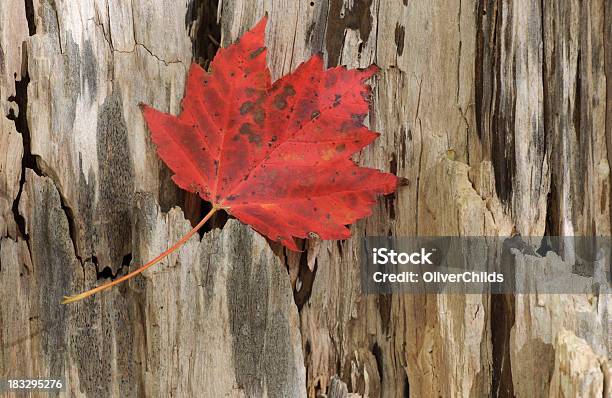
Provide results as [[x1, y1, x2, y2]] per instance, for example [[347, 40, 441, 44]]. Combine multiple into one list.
[[271, 135, 277, 142], [351, 113, 367, 125], [239, 123, 262, 146], [311, 110, 320, 120], [240, 101, 254, 114], [249, 47, 265, 59], [239, 123, 253, 135], [253, 108, 265, 126], [226, 195, 238, 201], [333, 94, 341, 106], [274, 95, 287, 110], [273, 86, 296, 110], [336, 143, 346, 152]]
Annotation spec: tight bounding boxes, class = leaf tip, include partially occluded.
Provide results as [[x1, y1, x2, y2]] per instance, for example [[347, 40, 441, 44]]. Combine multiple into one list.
[[281, 237, 300, 252], [253, 13, 269, 33], [138, 102, 150, 113], [361, 64, 380, 81], [188, 62, 206, 76]]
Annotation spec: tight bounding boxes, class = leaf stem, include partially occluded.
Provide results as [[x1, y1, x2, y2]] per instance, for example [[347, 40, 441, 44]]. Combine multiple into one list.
[[62, 206, 219, 304]]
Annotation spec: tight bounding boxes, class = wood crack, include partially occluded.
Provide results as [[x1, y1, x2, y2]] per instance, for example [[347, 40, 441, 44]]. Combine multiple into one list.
[[90, 13, 185, 67]]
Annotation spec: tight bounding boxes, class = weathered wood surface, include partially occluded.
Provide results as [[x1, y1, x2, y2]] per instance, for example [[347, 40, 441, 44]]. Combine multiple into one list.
[[1, 0, 611, 397]]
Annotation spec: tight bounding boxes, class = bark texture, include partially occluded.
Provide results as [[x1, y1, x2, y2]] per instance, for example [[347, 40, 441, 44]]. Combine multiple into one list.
[[0, 0, 610, 397]]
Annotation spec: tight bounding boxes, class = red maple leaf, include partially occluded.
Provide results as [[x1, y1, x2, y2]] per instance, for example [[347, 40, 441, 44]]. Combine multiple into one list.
[[63, 17, 396, 303]]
